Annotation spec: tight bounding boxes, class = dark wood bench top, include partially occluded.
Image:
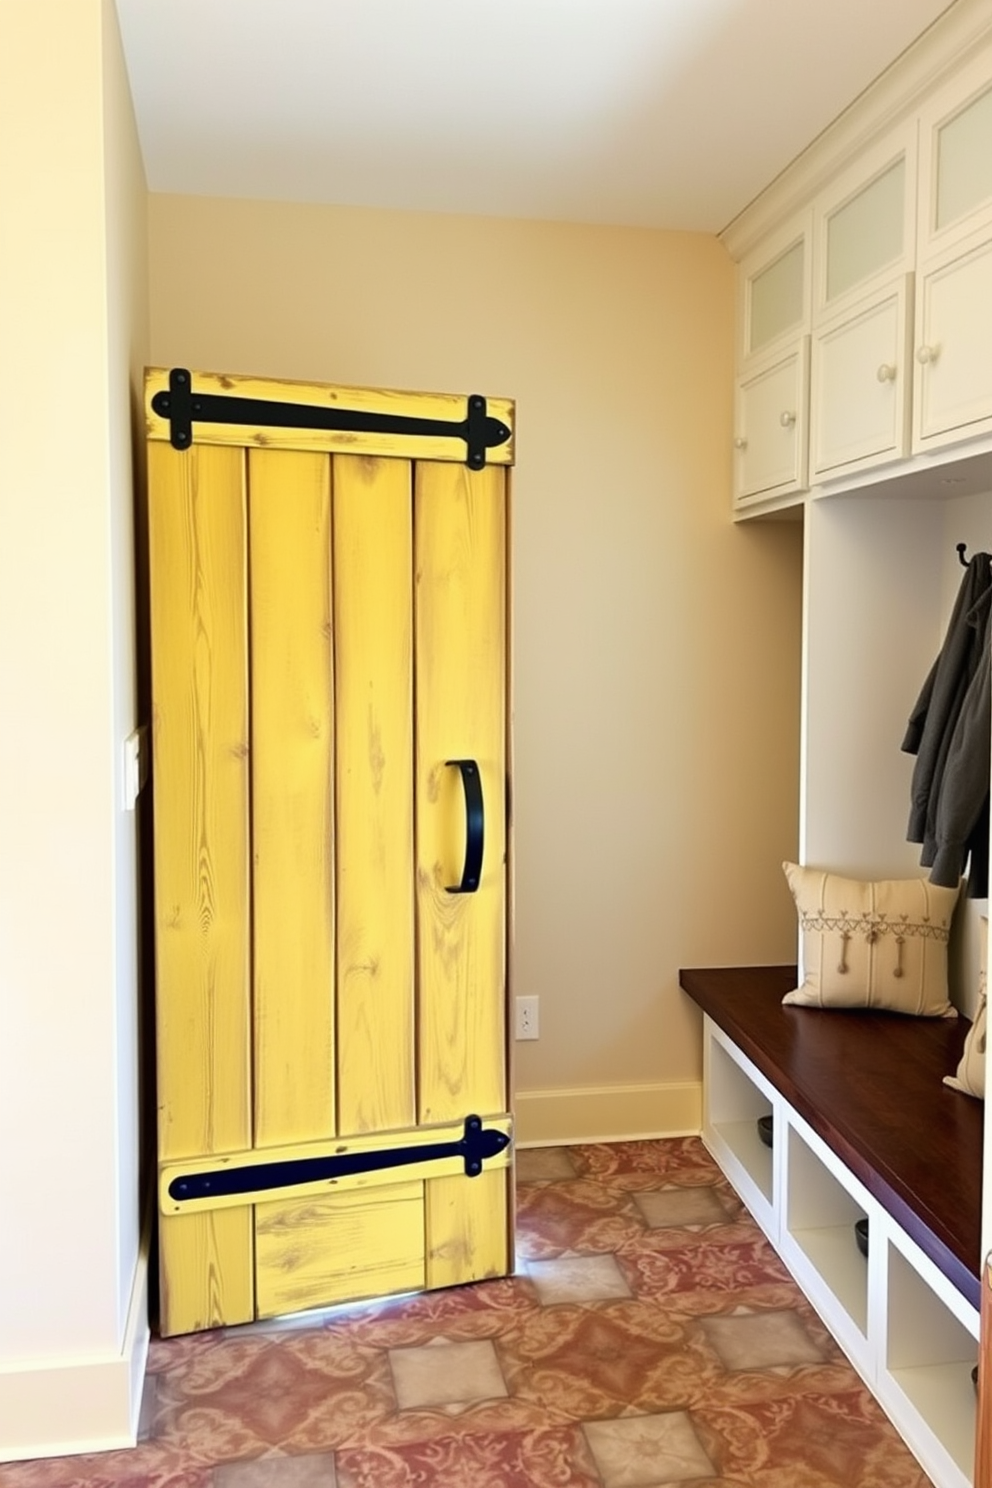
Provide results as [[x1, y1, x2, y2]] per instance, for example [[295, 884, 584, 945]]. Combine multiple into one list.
[[680, 965, 983, 1311]]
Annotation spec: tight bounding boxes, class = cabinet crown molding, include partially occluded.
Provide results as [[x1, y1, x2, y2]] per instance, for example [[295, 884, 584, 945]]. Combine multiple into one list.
[[721, 0, 992, 261]]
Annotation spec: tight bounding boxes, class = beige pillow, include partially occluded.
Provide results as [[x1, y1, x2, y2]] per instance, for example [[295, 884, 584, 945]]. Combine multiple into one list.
[[782, 862, 959, 1017], [945, 916, 988, 1099]]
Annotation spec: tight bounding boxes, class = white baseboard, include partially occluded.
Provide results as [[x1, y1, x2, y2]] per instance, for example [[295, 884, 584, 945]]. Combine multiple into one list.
[[513, 1081, 702, 1147], [0, 1219, 150, 1463]]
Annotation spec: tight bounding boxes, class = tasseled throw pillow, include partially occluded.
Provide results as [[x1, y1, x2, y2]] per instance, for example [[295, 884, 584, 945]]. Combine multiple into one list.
[[782, 862, 960, 1017], [945, 916, 988, 1099]]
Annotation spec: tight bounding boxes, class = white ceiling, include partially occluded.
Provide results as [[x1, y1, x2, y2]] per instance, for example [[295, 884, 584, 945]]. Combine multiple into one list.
[[115, 0, 957, 235]]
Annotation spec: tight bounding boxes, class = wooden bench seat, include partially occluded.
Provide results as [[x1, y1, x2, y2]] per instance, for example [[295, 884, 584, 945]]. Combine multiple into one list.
[[679, 965, 983, 1310]]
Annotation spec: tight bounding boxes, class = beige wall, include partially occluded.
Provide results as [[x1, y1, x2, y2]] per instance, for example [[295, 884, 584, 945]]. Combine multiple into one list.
[[149, 194, 803, 1137], [0, 0, 148, 1456]]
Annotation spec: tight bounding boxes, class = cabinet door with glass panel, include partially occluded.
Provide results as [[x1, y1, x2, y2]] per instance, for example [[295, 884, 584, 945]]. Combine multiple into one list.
[[809, 123, 917, 481], [734, 211, 812, 507], [913, 45, 992, 452]]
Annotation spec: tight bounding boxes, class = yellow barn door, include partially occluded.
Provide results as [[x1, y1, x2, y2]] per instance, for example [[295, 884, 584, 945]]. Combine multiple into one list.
[[146, 368, 514, 1336]]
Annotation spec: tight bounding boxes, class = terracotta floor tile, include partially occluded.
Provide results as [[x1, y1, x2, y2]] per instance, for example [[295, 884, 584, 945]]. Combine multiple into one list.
[[335, 1426, 601, 1488]]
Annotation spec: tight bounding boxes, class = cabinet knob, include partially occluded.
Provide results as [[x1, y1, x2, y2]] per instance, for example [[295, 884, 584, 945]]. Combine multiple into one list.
[[780, 410, 796, 428], [734, 437, 747, 450], [876, 363, 896, 383], [916, 344, 940, 366]]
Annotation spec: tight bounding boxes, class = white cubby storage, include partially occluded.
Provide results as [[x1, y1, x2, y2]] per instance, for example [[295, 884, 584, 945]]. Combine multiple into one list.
[[703, 1024, 777, 1240], [780, 1110, 872, 1375], [701, 1011, 979, 1488], [881, 1232, 979, 1487]]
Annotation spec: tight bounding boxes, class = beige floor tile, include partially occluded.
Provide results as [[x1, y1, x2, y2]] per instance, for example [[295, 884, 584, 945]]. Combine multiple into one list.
[[583, 1411, 715, 1486], [527, 1253, 632, 1304], [516, 1147, 579, 1182], [633, 1185, 729, 1229], [213, 1452, 337, 1486], [388, 1337, 509, 1411], [701, 1308, 825, 1370]]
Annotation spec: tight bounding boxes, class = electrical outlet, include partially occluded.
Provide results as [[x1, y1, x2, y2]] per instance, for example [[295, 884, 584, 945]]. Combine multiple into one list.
[[515, 995, 539, 1040]]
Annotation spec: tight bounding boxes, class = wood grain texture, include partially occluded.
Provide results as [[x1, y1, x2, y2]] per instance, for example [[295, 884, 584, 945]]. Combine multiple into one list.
[[158, 1212, 254, 1336], [249, 448, 336, 1148], [333, 455, 415, 1135], [415, 462, 507, 1124], [255, 1183, 425, 1318], [426, 1168, 509, 1291], [145, 367, 515, 466], [680, 964, 982, 1306], [147, 441, 253, 1332]]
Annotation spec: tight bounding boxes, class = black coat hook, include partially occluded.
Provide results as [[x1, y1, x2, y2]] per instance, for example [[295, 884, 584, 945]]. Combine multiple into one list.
[[957, 542, 969, 567]]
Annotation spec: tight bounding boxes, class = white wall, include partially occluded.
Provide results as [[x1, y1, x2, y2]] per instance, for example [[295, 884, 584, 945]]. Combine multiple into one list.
[[0, 0, 149, 1459]]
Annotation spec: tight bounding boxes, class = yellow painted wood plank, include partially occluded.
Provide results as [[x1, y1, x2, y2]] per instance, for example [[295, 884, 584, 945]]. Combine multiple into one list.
[[333, 454, 415, 1135], [415, 463, 507, 1124], [255, 1183, 425, 1318], [160, 1115, 513, 1215], [148, 441, 252, 1157], [425, 1168, 510, 1291], [158, 1212, 254, 1337], [145, 367, 515, 466], [249, 448, 336, 1148], [147, 440, 253, 1330]]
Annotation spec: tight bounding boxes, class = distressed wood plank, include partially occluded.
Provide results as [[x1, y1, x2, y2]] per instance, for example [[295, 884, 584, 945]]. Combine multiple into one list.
[[415, 462, 507, 1124], [158, 1212, 254, 1335], [249, 448, 335, 1148], [334, 454, 416, 1135], [255, 1183, 424, 1318], [147, 440, 253, 1333], [425, 1168, 510, 1290]]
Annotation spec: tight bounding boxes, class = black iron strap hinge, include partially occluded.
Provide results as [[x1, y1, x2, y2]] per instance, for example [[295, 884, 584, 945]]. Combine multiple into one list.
[[167, 1115, 510, 1207], [152, 368, 511, 469]]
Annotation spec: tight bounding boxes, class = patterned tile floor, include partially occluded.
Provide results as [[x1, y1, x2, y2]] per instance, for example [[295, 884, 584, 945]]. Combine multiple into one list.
[[1, 1138, 935, 1488]]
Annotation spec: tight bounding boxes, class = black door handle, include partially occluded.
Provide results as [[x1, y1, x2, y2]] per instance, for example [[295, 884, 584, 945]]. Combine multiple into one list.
[[445, 759, 484, 893]]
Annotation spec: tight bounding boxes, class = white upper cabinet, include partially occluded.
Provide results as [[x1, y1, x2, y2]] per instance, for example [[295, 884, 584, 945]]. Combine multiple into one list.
[[809, 126, 917, 479], [913, 236, 992, 449], [811, 277, 913, 479], [739, 212, 811, 366], [735, 339, 810, 506], [917, 48, 992, 261], [913, 48, 992, 452], [814, 125, 917, 323], [727, 15, 992, 516], [734, 213, 812, 506]]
